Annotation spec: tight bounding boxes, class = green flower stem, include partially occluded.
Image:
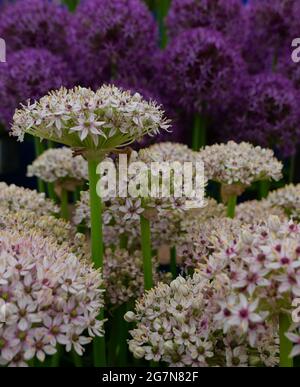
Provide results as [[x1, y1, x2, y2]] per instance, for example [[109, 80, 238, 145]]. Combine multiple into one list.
[[227, 195, 237, 219], [60, 189, 69, 220], [279, 313, 293, 367], [289, 155, 296, 184], [192, 114, 206, 151], [47, 183, 56, 202], [259, 180, 270, 199], [170, 246, 177, 279], [50, 345, 62, 367], [33, 137, 46, 193], [87, 159, 106, 367], [72, 350, 83, 368], [116, 303, 129, 366], [140, 214, 153, 290]]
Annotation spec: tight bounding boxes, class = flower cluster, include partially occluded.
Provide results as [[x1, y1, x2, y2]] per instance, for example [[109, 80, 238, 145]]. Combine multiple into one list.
[[166, 0, 245, 45], [103, 248, 170, 306], [11, 85, 170, 153], [27, 147, 88, 184], [267, 184, 300, 221], [243, 0, 296, 74], [0, 49, 73, 127], [126, 273, 278, 367], [0, 230, 104, 366], [0, 183, 58, 216], [235, 200, 286, 225], [0, 0, 70, 55], [200, 216, 300, 357], [0, 209, 89, 262], [199, 141, 283, 186], [67, 0, 158, 89], [157, 28, 245, 116]]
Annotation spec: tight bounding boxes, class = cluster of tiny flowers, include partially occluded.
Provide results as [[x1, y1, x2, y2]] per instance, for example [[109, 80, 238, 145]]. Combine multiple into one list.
[[178, 216, 239, 272], [235, 200, 286, 225], [266, 184, 300, 221], [199, 141, 283, 185], [0, 230, 104, 367], [11, 85, 170, 151], [0, 209, 89, 262], [126, 273, 278, 367], [103, 248, 170, 307], [27, 147, 88, 184], [0, 183, 58, 216], [199, 216, 300, 356], [138, 142, 201, 164]]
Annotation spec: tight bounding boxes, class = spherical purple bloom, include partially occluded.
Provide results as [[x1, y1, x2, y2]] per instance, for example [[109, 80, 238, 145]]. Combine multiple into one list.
[[67, 0, 159, 89], [166, 0, 246, 45], [243, 0, 297, 74], [0, 0, 70, 56], [0, 48, 73, 127], [157, 28, 246, 117], [214, 73, 300, 158]]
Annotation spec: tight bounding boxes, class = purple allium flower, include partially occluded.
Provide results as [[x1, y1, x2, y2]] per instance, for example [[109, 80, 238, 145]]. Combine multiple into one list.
[[214, 73, 300, 158], [166, 0, 245, 45], [0, 0, 70, 56], [157, 28, 246, 117], [0, 48, 73, 127], [67, 0, 159, 89], [243, 0, 297, 74]]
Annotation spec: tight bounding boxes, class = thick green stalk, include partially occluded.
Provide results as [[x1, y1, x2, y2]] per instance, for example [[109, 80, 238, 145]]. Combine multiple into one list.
[[259, 180, 270, 199], [227, 195, 237, 219], [279, 313, 293, 367], [33, 137, 46, 193], [170, 246, 177, 279], [60, 189, 69, 220], [140, 214, 153, 290], [192, 114, 206, 151], [88, 159, 106, 367]]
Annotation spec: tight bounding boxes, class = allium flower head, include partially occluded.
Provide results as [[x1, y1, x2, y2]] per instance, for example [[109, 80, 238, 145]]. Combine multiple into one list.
[[158, 28, 245, 116], [267, 184, 300, 221], [228, 74, 300, 157], [166, 0, 245, 45], [199, 141, 283, 186], [0, 183, 59, 215], [0, 230, 104, 366], [11, 85, 170, 158], [67, 0, 158, 88], [0, 49, 73, 127], [235, 200, 286, 225], [200, 215, 300, 356], [0, 209, 89, 262], [27, 147, 88, 184], [243, 0, 296, 73], [0, 0, 70, 55], [126, 273, 278, 366]]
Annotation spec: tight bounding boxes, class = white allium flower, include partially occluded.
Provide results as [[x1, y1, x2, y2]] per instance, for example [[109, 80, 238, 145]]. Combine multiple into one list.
[[11, 85, 171, 155], [0, 209, 89, 261], [267, 184, 300, 220], [199, 141, 283, 186], [0, 183, 58, 215], [127, 272, 277, 367], [27, 147, 88, 183], [235, 200, 286, 224], [0, 230, 104, 367]]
